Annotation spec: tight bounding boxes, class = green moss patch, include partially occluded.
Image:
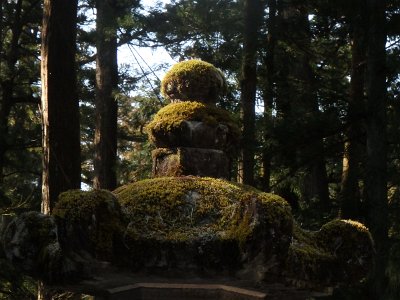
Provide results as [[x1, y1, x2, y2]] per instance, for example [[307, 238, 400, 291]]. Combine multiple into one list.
[[53, 190, 123, 260], [161, 60, 226, 103], [113, 176, 293, 273], [316, 219, 374, 281], [114, 176, 292, 245], [286, 223, 335, 285], [146, 101, 240, 146], [286, 219, 374, 286]]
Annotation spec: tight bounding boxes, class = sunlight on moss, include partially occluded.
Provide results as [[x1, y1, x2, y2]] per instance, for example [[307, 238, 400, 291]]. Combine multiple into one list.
[[114, 176, 292, 244], [161, 59, 226, 103], [146, 101, 240, 146], [53, 190, 122, 260]]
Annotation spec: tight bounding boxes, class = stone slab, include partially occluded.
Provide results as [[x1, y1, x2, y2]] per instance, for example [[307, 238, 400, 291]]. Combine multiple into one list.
[[104, 282, 267, 300], [152, 147, 230, 179]]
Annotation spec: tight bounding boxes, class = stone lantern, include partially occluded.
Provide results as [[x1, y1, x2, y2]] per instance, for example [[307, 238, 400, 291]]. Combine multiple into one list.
[[147, 60, 240, 179]]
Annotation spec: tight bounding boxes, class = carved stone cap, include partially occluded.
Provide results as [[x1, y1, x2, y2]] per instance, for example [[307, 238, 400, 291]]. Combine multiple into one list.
[[161, 60, 226, 104]]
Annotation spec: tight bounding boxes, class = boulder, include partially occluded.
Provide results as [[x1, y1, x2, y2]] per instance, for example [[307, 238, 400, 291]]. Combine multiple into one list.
[[285, 219, 374, 287], [2, 211, 64, 283], [52, 189, 123, 261], [114, 176, 293, 280]]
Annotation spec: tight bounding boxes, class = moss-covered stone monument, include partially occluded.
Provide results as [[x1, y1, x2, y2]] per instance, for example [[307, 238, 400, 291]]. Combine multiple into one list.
[[1, 60, 374, 295]]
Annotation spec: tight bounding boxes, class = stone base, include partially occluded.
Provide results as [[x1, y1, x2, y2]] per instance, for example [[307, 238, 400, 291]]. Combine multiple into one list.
[[105, 283, 266, 300], [152, 147, 230, 179]]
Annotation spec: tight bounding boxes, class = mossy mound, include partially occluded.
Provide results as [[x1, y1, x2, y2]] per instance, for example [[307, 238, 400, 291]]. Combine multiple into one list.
[[114, 176, 293, 276], [161, 60, 226, 103], [286, 219, 374, 287], [53, 190, 123, 261], [285, 223, 336, 286], [316, 219, 374, 281], [2, 212, 63, 282], [146, 101, 240, 152]]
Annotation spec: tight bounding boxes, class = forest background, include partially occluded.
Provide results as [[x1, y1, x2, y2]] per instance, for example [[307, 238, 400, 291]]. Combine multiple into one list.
[[0, 0, 400, 299]]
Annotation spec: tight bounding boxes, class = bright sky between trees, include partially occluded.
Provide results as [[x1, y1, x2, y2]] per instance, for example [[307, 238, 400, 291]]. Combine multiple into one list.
[[117, 0, 175, 81]]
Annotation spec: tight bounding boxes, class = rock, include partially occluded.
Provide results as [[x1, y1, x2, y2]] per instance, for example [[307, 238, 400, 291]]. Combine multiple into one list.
[[0, 186, 374, 288], [146, 101, 240, 154], [152, 147, 230, 178], [2, 211, 64, 283], [151, 120, 231, 150], [160, 60, 226, 103], [285, 223, 337, 286], [52, 189, 123, 261], [316, 219, 374, 282], [284, 220, 374, 287], [148, 62, 239, 180], [114, 176, 293, 280], [1, 191, 124, 284]]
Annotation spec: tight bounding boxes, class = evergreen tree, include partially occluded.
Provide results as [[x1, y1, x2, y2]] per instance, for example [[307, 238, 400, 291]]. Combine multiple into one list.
[[93, 0, 119, 190], [240, 0, 264, 186], [365, 0, 389, 297], [40, 0, 80, 213]]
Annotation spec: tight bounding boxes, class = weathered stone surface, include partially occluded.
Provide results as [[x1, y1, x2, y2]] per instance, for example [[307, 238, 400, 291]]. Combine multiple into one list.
[[53, 189, 123, 261], [151, 120, 231, 150], [2, 211, 66, 283], [152, 148, 230, 179], [114, 177, 293, 280], [284, 220, 374, 287], [149, 62, 239, 181], [1, 192, 125, 284], [146, 101, 240, 154], [105, 283, 267, 300], [316, 219, 374, 282], [160, 60, 226, 103], [0, 180, 374, 289]]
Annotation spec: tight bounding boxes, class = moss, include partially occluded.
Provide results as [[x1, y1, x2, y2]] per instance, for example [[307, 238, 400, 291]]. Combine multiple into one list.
[[286, 220, 374, 286], [114, 176, 292, 245], [151, 148, 175, 159], [161, 60, 226, 103], [316, 219, 374, 282], [113, 176, 293, 273], [286, 223, 335, 285], [146, 101, 240, 147], [152, 148, 185, 176], [22, 212, 57, 246], [53, 189, 122, 260], [316, 219, 373, 252]]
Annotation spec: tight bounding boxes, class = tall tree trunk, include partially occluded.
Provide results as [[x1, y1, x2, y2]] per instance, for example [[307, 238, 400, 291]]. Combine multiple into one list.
[[365, 0, 389, 298], [240, 0, 263, 186], [340, 6, 367, 219], [276, 0, 330, 206], [261, 0, 277, 192], [0, 2, 3, 185], [40, 1, 79, 298], [296, 8, 329, 208], [93, 0, 119, 190], [41, 0, 80, 214]]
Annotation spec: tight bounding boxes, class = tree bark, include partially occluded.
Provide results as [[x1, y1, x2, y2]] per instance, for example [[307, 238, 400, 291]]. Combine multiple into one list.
[[261, 0, 277, 192], [93, 0, 119, 190], [365, 0, 389, 298], [276, 0, 330, 206], [340, 7, 367, 219], [240, 0, 264, 186], [41, 0, 80, 214]]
